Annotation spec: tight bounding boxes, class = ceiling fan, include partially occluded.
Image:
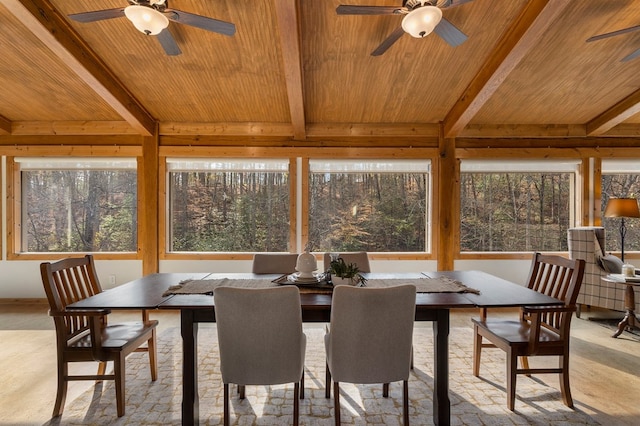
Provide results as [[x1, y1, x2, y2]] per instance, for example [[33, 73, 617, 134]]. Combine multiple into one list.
[[336, 0, 474, 56], [68, 0, 236, 56], [587, 23, 640, 62]]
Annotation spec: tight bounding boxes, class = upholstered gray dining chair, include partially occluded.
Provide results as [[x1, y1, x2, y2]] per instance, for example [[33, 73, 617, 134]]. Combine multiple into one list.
[[323, 251, 371, 272], [324, 284, 416, 425], [214, 286, 306, 426], [251, 253, 299, 274]]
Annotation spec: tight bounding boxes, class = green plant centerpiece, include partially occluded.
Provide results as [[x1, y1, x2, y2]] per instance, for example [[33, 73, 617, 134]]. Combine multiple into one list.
[[328, 256, 367, 287]]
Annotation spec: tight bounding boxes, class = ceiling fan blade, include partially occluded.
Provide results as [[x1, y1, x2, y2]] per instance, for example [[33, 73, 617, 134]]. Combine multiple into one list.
[[336, 5, 402, 15], [446, 0, 476, 8], [622, 47, 640, 62], [157, 28, 181, 56], [371, 27, 405, 56], [434, 17, 467, 47], [167, 9, 236, 36], [68, 8, 125, 23], [587, 24, 640, 42]]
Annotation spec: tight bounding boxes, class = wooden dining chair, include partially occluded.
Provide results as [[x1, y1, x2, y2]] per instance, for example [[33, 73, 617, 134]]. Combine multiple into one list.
[[40, 255, 158, 418], [472, 253, 585, 411], [214, 286, 306, 426], [324, 284, 416, 425], [251, 253, 299, 274], [323, 251, 371, 272]]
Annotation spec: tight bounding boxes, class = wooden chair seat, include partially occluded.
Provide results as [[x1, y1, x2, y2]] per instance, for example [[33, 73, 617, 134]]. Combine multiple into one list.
[[41, 255, 158, 418]]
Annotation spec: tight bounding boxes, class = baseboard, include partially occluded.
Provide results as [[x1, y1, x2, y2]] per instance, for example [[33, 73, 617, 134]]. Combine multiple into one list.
[[0, 298, 48, 305]]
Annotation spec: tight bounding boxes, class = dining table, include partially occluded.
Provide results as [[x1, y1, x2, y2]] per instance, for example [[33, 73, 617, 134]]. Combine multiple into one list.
[[67, 270, 564, 426]]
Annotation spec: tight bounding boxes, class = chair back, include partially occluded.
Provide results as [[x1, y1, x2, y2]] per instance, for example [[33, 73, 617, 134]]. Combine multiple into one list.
[[525, 253, 585, 334], [41, 255, 103, 342], [214, 286, 305, 385], [326, 284, 416, 384], [251, 253, 299, 274], [323, 251, 371, 272]]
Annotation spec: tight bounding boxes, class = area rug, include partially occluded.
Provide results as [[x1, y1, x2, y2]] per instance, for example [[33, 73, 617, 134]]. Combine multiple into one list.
[[46, 325, 599, 425], [590, 317, 640, 341]]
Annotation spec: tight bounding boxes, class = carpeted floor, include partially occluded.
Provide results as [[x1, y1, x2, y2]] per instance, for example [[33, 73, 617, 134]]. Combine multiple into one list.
[[590, 317, 640, 341], [44, 326, 599, 425]]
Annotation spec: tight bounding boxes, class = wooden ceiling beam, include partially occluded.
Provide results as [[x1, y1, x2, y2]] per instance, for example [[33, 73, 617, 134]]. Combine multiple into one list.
[[2, 0, 156, 136], [586, 89, 640, 136], [443, 0, 571, 138], [11, 121, 139, 135], [0, 115, 10, 135], [274, 0, 306, 141]]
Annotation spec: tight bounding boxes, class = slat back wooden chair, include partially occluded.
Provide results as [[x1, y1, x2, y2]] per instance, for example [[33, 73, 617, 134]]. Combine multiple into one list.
[[251, 253, 299, 274], [40, 255, 158, 418], [472, 253, 585, 411]]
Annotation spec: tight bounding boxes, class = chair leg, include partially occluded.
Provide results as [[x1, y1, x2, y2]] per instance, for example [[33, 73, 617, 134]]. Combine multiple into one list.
[[325, 362, 331, 398], [52, 361, 68, 417], [148, 328, 158, 381], [559, 354, 574, 408], [403, 380, 409, 425], [333, 382, 341, 426], [223, 383, 230, 426], [239, 385, 245, 399], [473, 326, 482, 377], [383, 383, 390, 397], [507, 348, 517, 411], [96, 361, 107, 380], [114, 353, 126, 417], [300, 369, 305, 399], [521, 356, 531, 377], [293, 382, 300, 426]]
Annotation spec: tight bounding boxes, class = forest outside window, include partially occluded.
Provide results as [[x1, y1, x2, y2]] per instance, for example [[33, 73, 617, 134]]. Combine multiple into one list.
[[167, 158, 290, 252], [307, 159, 430, 253], [601, 159, 640, 253], [16, 157, 137, 253], [460, 159, 580, 252]]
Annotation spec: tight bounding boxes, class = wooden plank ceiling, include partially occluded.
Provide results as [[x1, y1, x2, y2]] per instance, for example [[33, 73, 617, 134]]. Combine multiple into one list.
[[3, 0, 640, 143]]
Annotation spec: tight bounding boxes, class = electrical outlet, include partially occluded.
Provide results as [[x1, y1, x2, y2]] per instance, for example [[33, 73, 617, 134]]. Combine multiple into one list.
[[109, 275, 116, 285]]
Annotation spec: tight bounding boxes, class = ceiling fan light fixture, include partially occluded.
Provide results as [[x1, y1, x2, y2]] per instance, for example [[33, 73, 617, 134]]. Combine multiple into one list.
[[124, 5, 169, 36], [402, 5, 443, 38]]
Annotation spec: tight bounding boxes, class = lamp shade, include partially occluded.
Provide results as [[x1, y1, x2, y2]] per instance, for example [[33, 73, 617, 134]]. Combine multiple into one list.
[[402, 5, 443, 38], [124, 5, 169, 36], [604, 198, 640, 218]]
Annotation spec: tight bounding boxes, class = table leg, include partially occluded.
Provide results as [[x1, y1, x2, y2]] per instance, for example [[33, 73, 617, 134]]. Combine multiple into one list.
[[181, 309, 199, 425], [612, 283, 639, 338], [432, 309, 450, 426]]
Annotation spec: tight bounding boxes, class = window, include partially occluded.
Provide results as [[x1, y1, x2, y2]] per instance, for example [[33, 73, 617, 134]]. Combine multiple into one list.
[[460, 160, 579, 252], [16, 157, 137, 253], [167, 158, 290, 252], [601, 159, 640, 253], [308, 159, 430, 252]]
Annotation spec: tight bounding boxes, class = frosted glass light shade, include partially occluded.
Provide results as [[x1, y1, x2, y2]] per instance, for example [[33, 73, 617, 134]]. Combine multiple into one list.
[[124, 5, 169, 36], [401, 6, 443, 38]]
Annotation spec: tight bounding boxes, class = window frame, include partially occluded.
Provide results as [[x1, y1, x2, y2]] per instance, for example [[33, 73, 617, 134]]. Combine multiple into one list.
[[7, 152, 142, 260], [457, 157, 582, 257]]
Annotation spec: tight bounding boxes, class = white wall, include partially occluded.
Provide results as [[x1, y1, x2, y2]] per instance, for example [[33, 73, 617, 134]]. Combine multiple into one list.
[[0, 258, 531, 299]]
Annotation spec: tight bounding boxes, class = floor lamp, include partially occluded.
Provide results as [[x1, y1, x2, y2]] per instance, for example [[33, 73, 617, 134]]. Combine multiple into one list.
[[604, 197, 640, 262]]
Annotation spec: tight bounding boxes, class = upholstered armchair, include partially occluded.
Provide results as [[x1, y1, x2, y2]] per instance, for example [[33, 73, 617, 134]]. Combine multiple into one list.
[[567, 227, 638, 314]]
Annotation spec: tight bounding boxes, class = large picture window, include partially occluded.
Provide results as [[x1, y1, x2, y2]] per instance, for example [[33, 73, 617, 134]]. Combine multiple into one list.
[[17, 158, 137, 253], [460, 160, 579, 252], [308, 159, 430, 253], [601, 159, 640, 253], [167, 158, 290, 252]]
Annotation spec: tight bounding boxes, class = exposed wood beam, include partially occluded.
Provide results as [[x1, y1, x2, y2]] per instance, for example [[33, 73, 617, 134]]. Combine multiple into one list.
[[586, 89, 640, 136], [443, 0, 571, 138], [160, 122, 294, 136], [459, 124, 586, 138], [2, 0, 156, 136], [306, 123, 440, 138], [11, 121, 139, 135], [274, 0, 306, 141], [0, 115, 10, 135]]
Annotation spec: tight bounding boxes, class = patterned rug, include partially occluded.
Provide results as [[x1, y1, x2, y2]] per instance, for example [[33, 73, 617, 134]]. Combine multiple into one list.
[[45, 325, 598, 425]]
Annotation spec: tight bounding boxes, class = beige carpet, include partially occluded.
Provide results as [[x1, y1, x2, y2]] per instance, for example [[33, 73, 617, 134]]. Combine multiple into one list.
[[44, 325, 598, 425]]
